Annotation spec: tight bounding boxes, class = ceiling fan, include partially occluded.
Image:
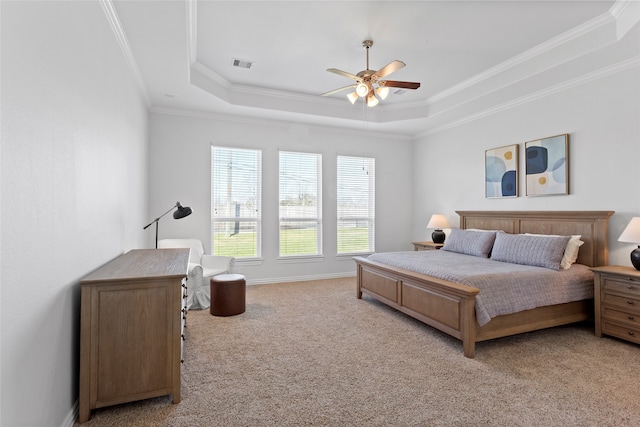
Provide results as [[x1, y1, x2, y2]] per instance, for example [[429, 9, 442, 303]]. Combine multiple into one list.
[[321, 40, 420, 107]]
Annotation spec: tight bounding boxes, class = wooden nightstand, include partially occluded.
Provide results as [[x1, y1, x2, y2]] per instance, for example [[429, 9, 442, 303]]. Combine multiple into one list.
[[412, 241, 444, 251], [591, 265, 640, 345]]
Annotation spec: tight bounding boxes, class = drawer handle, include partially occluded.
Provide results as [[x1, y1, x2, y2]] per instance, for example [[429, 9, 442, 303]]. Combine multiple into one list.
[[628, 300, 635, 305], [629, 331, 635, 336], [629, 316, 636, 321], [628, 285, 635, 290]]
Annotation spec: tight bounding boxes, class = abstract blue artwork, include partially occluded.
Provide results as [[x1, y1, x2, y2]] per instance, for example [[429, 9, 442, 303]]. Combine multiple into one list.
[[525, 134, 569, 196], [485, 144, 518, 198]]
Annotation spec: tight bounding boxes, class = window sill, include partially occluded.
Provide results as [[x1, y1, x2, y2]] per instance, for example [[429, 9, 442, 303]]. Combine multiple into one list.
[[336, 252, 373, 260], [234, 258, 264, 266], [277, 255, 325, 264]]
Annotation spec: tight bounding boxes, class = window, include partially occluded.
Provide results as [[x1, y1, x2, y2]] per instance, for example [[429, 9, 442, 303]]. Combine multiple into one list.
[[211, 146, 262, 258], [279, 151, 322, 257], [337, 156, 375, 254]]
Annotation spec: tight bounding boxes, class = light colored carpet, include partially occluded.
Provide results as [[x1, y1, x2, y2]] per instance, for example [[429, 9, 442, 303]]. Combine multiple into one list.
[[79, 277, 640, 426]]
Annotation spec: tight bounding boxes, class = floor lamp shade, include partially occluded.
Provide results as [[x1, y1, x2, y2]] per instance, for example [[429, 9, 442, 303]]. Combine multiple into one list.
[[427, 214, 450, 244], [173, 202, 192, 219], [618, 217, 640, 270], [144, 201, 193, 248]]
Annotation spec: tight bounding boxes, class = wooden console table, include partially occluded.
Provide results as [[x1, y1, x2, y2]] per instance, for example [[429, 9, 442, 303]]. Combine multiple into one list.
[[78, 249, 189, 423]]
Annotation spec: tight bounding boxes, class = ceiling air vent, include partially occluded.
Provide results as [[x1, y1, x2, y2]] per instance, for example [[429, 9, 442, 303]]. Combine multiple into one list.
[[232, 58, 253, 69]]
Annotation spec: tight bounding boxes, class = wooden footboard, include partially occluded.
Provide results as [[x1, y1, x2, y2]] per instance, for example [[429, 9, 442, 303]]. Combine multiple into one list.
[[355, 210, 613, 358], [355, 257, 480, 357]]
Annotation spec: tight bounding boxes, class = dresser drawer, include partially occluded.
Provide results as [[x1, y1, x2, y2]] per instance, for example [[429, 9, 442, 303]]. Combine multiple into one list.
[[602, 276, 640, 296], [602, 293, 640, 311], [602, 320, 640, 345], [602, 306, 640, 327]]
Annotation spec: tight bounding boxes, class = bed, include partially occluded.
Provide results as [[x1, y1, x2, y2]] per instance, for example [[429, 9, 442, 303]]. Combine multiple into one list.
[[353, 210, 614, 358]]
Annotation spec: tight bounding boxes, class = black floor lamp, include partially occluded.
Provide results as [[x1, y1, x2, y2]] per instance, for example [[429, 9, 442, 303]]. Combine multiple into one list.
[[143, 201, 193, 248]]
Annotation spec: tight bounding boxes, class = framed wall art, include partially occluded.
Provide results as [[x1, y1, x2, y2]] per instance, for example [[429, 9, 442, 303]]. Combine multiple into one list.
[[485, 144, 518, 198], [525, 134, 569, 196]]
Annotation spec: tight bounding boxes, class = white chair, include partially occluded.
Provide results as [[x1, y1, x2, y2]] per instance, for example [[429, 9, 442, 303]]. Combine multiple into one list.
[[158, 239, 235, 310]]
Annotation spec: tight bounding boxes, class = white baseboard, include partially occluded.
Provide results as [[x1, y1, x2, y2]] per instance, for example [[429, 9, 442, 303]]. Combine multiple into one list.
[[246, 271, 355, 285], [61, 400, 78, 427]]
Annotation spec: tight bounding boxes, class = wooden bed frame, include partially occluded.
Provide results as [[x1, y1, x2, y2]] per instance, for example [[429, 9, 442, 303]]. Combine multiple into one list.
[[354, 210, 614, 358]]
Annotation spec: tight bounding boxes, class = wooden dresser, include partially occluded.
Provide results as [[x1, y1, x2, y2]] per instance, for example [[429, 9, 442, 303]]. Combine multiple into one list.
[[79, 249, 189, 423], [592, 265, 640, 345]]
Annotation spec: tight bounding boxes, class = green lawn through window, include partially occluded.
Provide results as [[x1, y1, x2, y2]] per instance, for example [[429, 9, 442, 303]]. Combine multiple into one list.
[[213, 227, 370, 257]]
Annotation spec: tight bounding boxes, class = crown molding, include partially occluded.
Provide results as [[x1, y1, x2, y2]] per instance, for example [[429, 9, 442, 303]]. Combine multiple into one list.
[[427, 10, 616, 104], [186, 0, 197, 64], [610, 0, 640, 39], [99, 0, 150, 106], [419, 55, 640, 138], [149, 106, 413, 141]]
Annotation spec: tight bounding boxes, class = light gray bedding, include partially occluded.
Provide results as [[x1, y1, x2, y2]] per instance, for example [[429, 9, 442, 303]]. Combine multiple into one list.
[[366, 250, 594, 326]]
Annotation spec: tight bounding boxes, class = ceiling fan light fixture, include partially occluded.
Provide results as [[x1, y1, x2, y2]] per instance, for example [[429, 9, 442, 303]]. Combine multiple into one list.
[[346, 92, 359, 104], [366, 93, 379, 107], [356, 83, 369, 97], [376, 86, 389, 100]]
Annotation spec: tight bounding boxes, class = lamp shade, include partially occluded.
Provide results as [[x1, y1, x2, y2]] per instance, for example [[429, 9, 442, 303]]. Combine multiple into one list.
[[173, 202, 193, 219], [376, 86, 389, 100], [427, 214, 450, 230], [618, 217, 640, 243], [427, 214, 450, 244], [366, 93, 379, 107], [619, 217, 640, 270], [356, 83, 369, 97]]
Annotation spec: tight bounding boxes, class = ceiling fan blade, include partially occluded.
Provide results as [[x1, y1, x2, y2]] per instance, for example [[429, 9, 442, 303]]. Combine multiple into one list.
[[321, 84, 357, 97], [374, 60, 405, 78], [380, 80, 421, 90], [327, 68, 362, 82]]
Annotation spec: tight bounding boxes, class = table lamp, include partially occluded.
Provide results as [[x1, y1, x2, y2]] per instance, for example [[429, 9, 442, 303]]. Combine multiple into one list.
[[427, 214, 450, 244], [618, 217, 640, 270]]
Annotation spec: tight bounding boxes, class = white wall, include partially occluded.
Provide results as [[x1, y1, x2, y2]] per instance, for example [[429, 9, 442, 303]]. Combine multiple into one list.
[[0, 2, 149, 425], [413, 65, 640, 267], [149, 113, 414, 283]]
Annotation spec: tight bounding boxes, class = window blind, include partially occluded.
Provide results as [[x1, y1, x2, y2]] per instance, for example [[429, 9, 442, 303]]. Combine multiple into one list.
[[337, 155, 375, 254], [211, 146, 262, 258], [279, 151, 323, 257]]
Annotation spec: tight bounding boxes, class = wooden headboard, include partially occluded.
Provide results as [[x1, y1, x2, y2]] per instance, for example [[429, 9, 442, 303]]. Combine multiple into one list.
[[456, 211, 614, 268]]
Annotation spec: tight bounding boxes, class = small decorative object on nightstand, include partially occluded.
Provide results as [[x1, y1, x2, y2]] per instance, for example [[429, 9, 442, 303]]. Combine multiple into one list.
[[591, 265, 640, 345], [412, 241, 444, 251], [427, 214, 450, 244], [618, 217, 640, 270]]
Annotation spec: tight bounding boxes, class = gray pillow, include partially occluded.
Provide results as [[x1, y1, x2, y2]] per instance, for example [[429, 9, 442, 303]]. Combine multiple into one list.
[[441, 229, 497, 258], [490, 233, 571, 270]]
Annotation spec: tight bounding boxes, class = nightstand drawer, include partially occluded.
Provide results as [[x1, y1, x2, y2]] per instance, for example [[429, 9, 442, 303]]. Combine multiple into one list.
[[592, 265, 640, 344], [602, 306, 640, 327], [602, 293, 640, 311], [602, 276, 640, 296], [602, 320, 640, 345]]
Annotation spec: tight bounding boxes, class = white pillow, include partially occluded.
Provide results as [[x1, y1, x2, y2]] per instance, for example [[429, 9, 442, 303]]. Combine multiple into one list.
[[525, 234, 584, 269]]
